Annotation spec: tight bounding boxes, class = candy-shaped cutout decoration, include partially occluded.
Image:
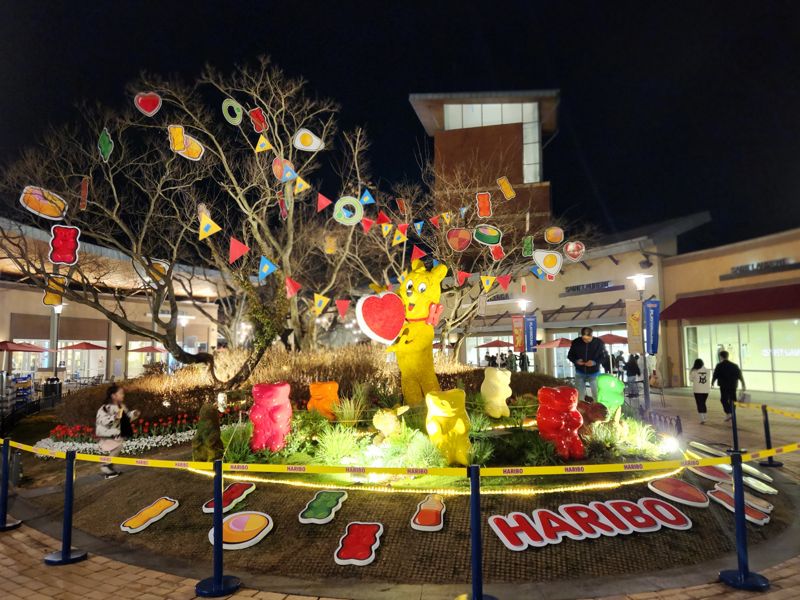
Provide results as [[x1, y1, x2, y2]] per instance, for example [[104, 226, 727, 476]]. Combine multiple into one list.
[[49, 225, 81, 266], [42, 275, 65, 307], [248, 107, 268, 133], [333, 196, 364, 226], [19, 186, 67, 220], [222, 98, 243, 125], [411, 494, 446, 532], [536, 386, 585, 460], [298, 490, 348, 524], [476, 192, 492, 218], [250, 382, 292, 452], [497, 176, 516, 200], [307, 381, 340, 421], [134, 92, 162, 117], [121, 497, 179, 533], [490, 244, 506, 261], [334, 522, 383, 566], [473, 225, 502, 246], [544, 226, 564, 244], [293, 128, 324, 151], [533, 250, 563, 277], [481, 367, 512, 418], [446, 228, 471, 252], [563, 241, 586, 262], [202, 482, 256, 514], [98, 127, 114, 162], [522, 235, 534, 257], [271, 157, 295, 179], [133, 258, 169, 288], [425, 389, 471, 466], [209, 511, 274, 549], [356, 292, 406, 345], [647, 478, 708, 508]]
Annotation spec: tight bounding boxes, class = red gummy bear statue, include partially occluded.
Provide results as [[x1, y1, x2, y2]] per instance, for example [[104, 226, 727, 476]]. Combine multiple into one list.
[[249, 382, 293, 453], [536, 386, 585, 460], [49, 225, 81, 266]]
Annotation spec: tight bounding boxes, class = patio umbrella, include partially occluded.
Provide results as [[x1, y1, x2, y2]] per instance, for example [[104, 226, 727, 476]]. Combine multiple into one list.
[[599, 333, 628, 344], [61, 342, 107, 351], [130, 345, 168, 353], [476, 340, 515, 349], [537, 337, 573, 349], [0, 341, 48, 352]]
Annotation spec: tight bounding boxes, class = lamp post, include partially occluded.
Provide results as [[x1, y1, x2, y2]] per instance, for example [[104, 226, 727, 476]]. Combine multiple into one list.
[[627, 274, 653, 411], [52, 304, 63, 379]]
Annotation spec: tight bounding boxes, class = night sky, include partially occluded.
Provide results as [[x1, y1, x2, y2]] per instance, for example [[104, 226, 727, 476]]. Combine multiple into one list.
[[2, 1, 799, 252]]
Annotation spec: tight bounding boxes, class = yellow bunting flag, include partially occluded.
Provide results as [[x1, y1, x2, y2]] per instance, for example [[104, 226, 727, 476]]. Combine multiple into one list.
[[391, 229, 408, 247], [313, 293, 330, 316], [293, 176, 311, 194], [199, 213, 222, 240], [441, 212, 453, 225], [381, 223, 393, 238], [481, 275, 496, 293], [255, 134, 273, 153]]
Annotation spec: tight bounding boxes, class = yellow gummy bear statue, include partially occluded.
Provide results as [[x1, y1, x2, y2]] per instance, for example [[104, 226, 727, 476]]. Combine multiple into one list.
[[388, 260, 447, 407], [425, 389, 471, 466]]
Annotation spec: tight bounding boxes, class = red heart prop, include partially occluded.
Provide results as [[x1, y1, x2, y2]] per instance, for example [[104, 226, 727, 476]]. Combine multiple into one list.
[[134, 92, 162, 117], [356, 293, 406, 345], [563, 240, 585, 262]]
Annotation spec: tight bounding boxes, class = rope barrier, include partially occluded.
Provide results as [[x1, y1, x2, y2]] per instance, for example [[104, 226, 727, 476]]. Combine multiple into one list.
[[734, 402, 800, 421]]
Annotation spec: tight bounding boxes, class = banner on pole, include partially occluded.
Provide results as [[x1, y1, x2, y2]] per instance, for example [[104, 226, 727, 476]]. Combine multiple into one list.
[[511, 316, 525, 352], [524, 316, 538, 352], [643, 299, 661, 355], [626, 300, 644, 354]]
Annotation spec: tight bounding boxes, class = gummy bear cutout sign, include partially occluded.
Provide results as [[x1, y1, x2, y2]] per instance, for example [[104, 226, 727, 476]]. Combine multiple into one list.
[[299, 490, 348, 524], [334, 522, 383, 566], [355, 292, 406, 345], [49, 225, 81, 266]]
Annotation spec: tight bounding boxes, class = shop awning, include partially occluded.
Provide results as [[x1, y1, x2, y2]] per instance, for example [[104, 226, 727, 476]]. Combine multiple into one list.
[[660, 283, 800, 321]]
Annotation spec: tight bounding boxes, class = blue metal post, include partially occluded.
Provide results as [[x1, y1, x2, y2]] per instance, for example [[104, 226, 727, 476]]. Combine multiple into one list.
[[718, 452, 770, 591], [468, 465, 498, 600], [196, 460, 240, 597], [44, 450, 87, 565], [0, 438, 22, 531], [758, 405, 782, 468], [729, 400, 742, 453]]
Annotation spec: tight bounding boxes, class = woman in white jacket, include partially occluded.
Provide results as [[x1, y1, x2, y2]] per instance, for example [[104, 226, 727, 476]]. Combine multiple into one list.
[[689, 358, 711, 424], [95, 385, 139, 479]]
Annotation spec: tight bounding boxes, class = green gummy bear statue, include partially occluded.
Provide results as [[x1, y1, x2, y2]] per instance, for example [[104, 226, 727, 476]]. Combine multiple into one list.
[[596, 374, 625, 417]]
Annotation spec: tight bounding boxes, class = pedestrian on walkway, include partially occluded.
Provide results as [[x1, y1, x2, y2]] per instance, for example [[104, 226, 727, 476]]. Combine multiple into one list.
[[519, 352, 529, 372], [567, 327, 606, 401], [689, 358, 711, 424], [507, 351, 517, 372], [624, 354, 641, 381], [95, 384, 140, 479], [712, 351, 746, 421]]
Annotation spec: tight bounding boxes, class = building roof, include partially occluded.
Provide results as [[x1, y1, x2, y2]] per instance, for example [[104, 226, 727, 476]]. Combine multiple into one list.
[[409, 90, 560, 136]]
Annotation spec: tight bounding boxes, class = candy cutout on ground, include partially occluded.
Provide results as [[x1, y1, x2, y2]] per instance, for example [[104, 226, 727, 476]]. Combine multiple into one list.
[[714, 483, 773, 513], [707, 490, 770, 526], [208, 511, 274, 550], [411, 494, 446, 532], [298, 490, 348, 524], [121, 497, 179, 533], [202, 482, 256, 514], [647, 477, 709, 508], [49, 225, 81, 266], [19, 186, 67, 220], [742, 476, 778, 495], [334, 522, 383, 566], [688, 465, 732, 484]]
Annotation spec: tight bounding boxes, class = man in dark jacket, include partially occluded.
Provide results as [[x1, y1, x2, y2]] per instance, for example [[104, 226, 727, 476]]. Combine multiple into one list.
[[712, 350, 746, 421], [567, 327, 607, 401]]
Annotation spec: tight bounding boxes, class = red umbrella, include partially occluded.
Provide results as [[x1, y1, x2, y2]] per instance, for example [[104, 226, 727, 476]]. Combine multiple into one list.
[[537, 337, 573, 349], [61, 342, 107, 351], [599, 333, 628, 344], [476, 340, 515, 349], [130, 345, 168, 353], [0, 341, 48, 352]]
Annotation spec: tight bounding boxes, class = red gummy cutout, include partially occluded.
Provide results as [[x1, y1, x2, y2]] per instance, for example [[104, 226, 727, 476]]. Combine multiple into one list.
[[336, 522, 382, 564], [49, 225, 80, 265]]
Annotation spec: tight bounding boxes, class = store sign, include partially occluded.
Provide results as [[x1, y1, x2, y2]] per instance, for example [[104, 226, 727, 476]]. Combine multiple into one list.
[[511, 316, 525, 352], [524, 316, 538, 352], [489, 497, 692, 552], [721, 258, 799, 281], [643, 299, 661, 355], [626, 300, 644, 354], [560, 280, 625, 298]]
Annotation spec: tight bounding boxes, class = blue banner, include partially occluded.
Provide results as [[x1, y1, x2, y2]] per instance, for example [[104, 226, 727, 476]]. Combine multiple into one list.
[[524, 316, 538, 352], [643, 299, 660, 355]]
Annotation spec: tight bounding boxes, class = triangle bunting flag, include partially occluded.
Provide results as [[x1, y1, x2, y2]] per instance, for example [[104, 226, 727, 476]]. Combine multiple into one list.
[[316, 193, 333, 212], [228, 237, 250, 263], [381, 223, 393, 237], [199, 213, 222, 240], [391, 229, 407, 246], [312, 293, 330, 316], [410, 245, 427, 261], [456, 271, 471, 287], [258, 256, 277, 281], [285, 277, 302, 298], [335, 299, 351, 319], [255, 135, 273, 153], [359, 189, 375, 205], [360, 217, 375, 233], [481, 275, 496, 293], [413, 220, 424, 235], [496, 274, 512, 291], [293, 177, 310, 194]]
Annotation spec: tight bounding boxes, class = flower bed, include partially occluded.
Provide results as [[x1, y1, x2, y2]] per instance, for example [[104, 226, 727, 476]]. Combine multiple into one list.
[[33, 429, 202, 456]]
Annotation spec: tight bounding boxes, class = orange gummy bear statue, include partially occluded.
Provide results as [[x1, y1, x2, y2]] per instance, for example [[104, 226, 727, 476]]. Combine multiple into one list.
[[307, 381, 340, 421], [536, 386, 585, 460]]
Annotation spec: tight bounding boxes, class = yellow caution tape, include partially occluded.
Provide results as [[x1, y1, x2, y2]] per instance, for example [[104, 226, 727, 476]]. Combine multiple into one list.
[[734, 402, 800, 420]]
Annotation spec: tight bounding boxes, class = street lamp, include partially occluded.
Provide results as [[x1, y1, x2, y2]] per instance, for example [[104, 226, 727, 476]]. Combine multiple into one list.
[[52, 304, 63, 378], [626, 274, 653, 411]]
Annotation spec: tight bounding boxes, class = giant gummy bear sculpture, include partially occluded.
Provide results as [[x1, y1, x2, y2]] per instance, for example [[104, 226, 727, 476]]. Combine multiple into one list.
[[249, 382, 293, 453], [481, 367, 512, 418], [596, 374, 625, 419], [536, 386, 585, 460], [388, 260, 447, 407], [425, 389, 471, 466], [307, 381, 340, 421]]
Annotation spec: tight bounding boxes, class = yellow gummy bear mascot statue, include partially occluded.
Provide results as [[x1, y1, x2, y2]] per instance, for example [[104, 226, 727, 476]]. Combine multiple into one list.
[[388, 260, 447, 407]]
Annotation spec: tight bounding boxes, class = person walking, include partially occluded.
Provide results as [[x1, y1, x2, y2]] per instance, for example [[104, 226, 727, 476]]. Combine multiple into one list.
[[95, 384, 140, 479], [519, 352, 529, 372], [567, 327, 606, 402], [499, 353, 508, 369], [614, 351, 625, 379], [507, 351, 517, 372], [689, 358, 711, 424], [712, 350, 745, 421]]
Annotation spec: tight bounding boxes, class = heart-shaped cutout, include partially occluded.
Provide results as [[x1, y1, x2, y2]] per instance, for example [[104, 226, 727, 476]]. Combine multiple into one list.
[[356, 293, 406, 345], [563, 240, 585, 262], [446, 228, 471, 252], [134, 92, 163, 117]]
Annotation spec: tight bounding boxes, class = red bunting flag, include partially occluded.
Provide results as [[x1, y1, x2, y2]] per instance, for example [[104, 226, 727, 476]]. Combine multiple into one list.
[[376, 210, 391, 225], [411, 245, 427, 262], [228, 237, 250, 263], [429, 215, 441, 229], [285, 277, 302, 299], [316, 193, 333, 212], [496, 274, 512, 291], [456, 271, 471, 286], [360, 217, 375, 233], [396, 223, 409, 235], [335, 299, 351, 319]]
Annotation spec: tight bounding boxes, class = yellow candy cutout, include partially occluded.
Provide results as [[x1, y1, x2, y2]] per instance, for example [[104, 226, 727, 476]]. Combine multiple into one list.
[[387, 260, 447, 407], [425, 389, 471, 466], [178, 134, 205, 161], [120, 497, 179, 533], [480, 367, 512, 418], [168, 125, 186, 151], [42, 275, 66, 306]]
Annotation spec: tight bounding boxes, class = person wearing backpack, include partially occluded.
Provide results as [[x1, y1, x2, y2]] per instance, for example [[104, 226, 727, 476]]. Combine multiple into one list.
[[95, 384, 140, 479], [689, 358, 711, 424]]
